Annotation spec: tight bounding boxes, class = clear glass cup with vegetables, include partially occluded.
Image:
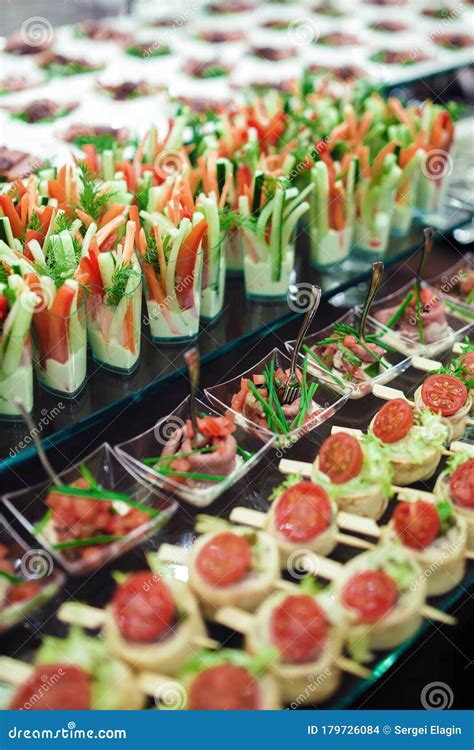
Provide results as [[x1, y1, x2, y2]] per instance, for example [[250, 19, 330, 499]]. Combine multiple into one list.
[[86, 221, 142, 373], [354, 151, 402, 255], [240, 175, 310, 301], [0, 275, 37, 419], [309, 156, 356, 268]]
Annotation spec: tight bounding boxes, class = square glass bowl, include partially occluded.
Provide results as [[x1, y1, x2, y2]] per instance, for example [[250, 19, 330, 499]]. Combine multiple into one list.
[[0, 514, 64, 633], [285, 308, 412, 399], [427, 252, 474, 324], [115, 396, 275, 507], [367, 280, 472, 358], [205, 347, 350, 449], [2, 444, 176, 576]]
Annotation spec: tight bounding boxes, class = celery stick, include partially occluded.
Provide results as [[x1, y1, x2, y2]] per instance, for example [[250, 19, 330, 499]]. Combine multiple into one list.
[[66, 279, 83, 356], [311, 162, 329, 240], [81, 222, 97, 257], [25, 240, 45, 265], [59, 230, 77, 271], [166, 115, 188, 150], [98, 251, 116, 289], [101, 150, 115, 181], [282, 201, 309, 250], [283, 183, 313, 220], [1, 291, 35, 375], [256, 197, 275, 242], [0, 217, 15, 250]]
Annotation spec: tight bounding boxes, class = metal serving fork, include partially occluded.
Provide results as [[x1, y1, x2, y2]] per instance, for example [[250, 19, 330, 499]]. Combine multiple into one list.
[[184, 346, 203, 448], [358, 261, 384, 341], [282, 285, 321, 405]]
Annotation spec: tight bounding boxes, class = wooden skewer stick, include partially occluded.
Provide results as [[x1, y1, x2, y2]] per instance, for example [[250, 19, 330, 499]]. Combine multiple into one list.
[[278, 458, 312, 477], [230, 507, 374, 551], [331, 425, 363, 437], [372, 384, 414, 405], [58, 601, 220, 650], [411, 355, 442, 372], [0, 657, 33, 686], [215, 606, 372, 680], [421, 605, 457, 627], [137, 671, 183, 698]]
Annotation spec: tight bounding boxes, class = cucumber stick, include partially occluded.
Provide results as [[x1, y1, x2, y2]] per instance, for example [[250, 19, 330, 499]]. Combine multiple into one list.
[[1, 291, 36, 376], [65, 279, 83, 356], [270, 186, 285, 282], [98, 252, 116, 290], [311, 162, 329, 240]]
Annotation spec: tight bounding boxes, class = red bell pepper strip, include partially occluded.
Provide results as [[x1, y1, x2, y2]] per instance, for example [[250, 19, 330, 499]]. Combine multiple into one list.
[[175, 219, 207, 311], [0, 194, 24, 237], [48, 284, 76, 365]]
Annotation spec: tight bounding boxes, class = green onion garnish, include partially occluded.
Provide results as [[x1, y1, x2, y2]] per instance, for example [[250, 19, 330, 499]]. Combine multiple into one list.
[[153, 468, 227, 482], [385, 291, 413, 330], [53, 535, 125, 550], [0, 570, 25, 586], [142, 446, 217, 465]]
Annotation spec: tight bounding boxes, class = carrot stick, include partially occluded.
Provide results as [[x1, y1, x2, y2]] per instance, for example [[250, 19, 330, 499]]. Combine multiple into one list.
[[121, 221, 136, 265], [371, 141, 397, 177], [76, 209, 94, 227], [388, 98, 416, 139], [99, 203, 125, 228], [124, 300, 136, 354], [95, 215, 126, 247]]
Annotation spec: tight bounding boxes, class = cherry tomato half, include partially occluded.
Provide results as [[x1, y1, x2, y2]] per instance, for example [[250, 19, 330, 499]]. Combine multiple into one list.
[[112, 571, 176, 643], [188, 664, 260, 710], [393, 500, 440, 550], [318, 433, 364, 484], [269, 594, 329, 664], [341, 570, 398, 623], [449, 459, 474, 508], [372, 398, 414, 444], [274, 481, 332, 542], [9, 665, 91, 710], [421, 374, 467, 417], [196, 532, 252, 587]]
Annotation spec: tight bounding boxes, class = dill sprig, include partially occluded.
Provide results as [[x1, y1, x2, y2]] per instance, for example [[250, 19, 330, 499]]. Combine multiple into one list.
[[78, 163, 114, 221], [105, 263, 138, 307]]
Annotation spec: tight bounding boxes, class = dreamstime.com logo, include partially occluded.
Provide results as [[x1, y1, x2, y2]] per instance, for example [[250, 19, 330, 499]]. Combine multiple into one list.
[[8, 723, 127, 741]]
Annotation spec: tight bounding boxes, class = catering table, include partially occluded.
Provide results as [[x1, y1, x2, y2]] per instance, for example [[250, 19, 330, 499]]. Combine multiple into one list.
[[1, 236, 472, 710]]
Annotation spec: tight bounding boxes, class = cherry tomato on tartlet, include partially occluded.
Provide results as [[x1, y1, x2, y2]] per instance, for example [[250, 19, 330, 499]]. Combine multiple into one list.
[[341, 570, 398, 623], [274, 481, 332, 542], [9, 665, 91, 710], [195, 531, 252, 586], [393, 500, 440, 550], [112, 571, 176, 643], [269, 595, 329, 664], [421, 374, 467, 417], [372, 398, 413, 444], [188, 664, 260, 710], [318, 433, 364, 484], [449, 459, 474, 508]]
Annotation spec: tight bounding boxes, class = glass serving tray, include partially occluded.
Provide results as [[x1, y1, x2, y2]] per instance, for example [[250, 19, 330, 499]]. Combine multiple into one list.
[[0, 342, 471, 710], [0, 217, 470, 477]]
